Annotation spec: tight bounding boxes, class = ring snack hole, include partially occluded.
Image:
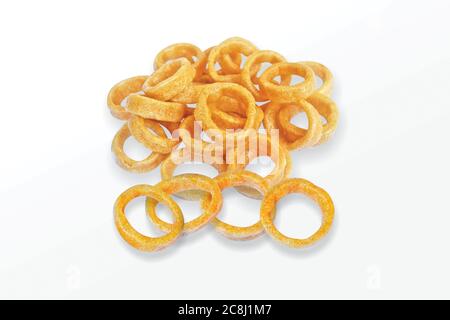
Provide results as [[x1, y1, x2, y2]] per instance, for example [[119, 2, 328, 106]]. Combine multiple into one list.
[[290, 112, 309, 129], [256, 62, 273, 78], [125, 197, 167, 237], [217, 187, 261, 227], [274, 193, 322, 239], [123, 136, 152, 161], [290, 74, 305, 86], [245, 156, 275, 177], [155, 198, 202, 224]]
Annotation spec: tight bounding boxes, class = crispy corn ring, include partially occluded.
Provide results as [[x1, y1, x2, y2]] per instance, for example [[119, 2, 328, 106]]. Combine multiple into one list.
[[126, 94, 186, 122], [114, 184, 184, 252], [302, 61, 333, 97], [201, 171, 269, 240], [242, 50, 289, 101], [107, 76, 148, 120], [260, 178, 334, 248], [146, 174, 223, 234], [153, 43, 205, 80], [160, 146, 227, 200], [278, 93, 339, 145], [112, 123, 169, 173], [207, 38, 258, 83], [227, 133, 292, 199], [263, 100, 323, 150], [259, 62, 315, 102], [143, 58, 195, 101], [128, 115, 179, 154], [194, 83, 260, 138]]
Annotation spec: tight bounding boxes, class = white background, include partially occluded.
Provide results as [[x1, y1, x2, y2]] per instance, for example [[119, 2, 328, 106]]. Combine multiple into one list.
[[0, 0, 449, 300]]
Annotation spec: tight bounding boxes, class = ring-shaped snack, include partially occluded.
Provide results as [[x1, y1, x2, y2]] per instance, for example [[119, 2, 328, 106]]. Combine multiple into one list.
[[207, 38, 258, 83], [128, 115, 180, 154], [194, 83, 259, 139], [153, 43, 205, 80], [146, 174, 223, 234], [302, 61, 333, 97], [278, 93, 339, 145], [126, 94, 186, 123], [242, 50, 289, 101], [143, 58, 195, 101], [263, 100, 323, 150], [112, 123, 169, 173], [107, 76, 148, 120], [259, 62, 315, 102], [260, 178, 334, 248], [114, 184, 184, 252], [227, 133, 292, 199], [202, 171, 270, 240]]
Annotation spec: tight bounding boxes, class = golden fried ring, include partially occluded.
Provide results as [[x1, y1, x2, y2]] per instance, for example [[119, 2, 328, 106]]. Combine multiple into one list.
[[202, 171, 270, 240], [278, 93, 339, 145], [302, 61, 333, 97], [242, 50, 289, 101], [207, 38, 258, 83], [107, 76, 147, 120], [143, 58, 195, 101], [170, 82, 210, 104], [263, 100, 323, 150], [126, 94, 186, 123], [146, 174, 223, 234], [153, 43, 205, 80], [194, 83, 259, 138], [112, 123, 168, 173], [114, 184, 184, 252], [260, 178, 334, 248], [227, 133, 292, 199], [128, 115, 180, 154], [259, 62, 315, 102]]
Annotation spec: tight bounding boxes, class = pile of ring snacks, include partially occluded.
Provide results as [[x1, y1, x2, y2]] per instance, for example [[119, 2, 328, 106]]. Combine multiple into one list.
[[108, 37, 338, 252]]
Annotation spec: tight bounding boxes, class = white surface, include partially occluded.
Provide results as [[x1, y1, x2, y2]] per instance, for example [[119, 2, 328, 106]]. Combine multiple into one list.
[[0, 0, 449, 299]]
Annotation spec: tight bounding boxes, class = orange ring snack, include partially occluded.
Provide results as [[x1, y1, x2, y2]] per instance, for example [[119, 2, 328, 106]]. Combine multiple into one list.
[[263, 100, 323, 150], [146, 174, 223, 234], [227, 133, 292, 199], [278, 93, 339, 145], [260, 178, 334, 248], [114, 184, 184, 252], [194, 83, 260, 139], [207, 38, 258, 83], [203, 171, 270, 240], [143, 58, 195, 101], [302, 61, 333, 97], [128, 115, 180, 154], [112, 123, 168, 173], [126, 94, 186, 122], [242, 50, 289, 101], [107, 76, 148, 120], [259, 62, 315, 102], [153, 43, 205, 80]]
